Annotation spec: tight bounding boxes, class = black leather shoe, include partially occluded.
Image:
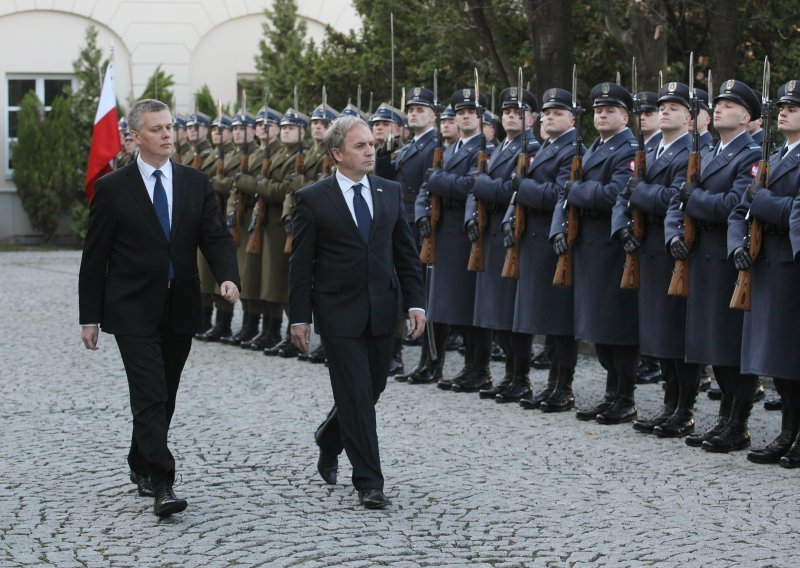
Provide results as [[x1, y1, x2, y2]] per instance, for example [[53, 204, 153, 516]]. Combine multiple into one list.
[[575, 397, 614, 421], [451, 370, 492, 393], [540, 388, 575, 413], [445, 334, 463, 352], [685, 418, 728, 447], [442, 366, 472, 390], [306, 345, 327, 364], [697, 371, 712, 392], [748, 431, 795, 464], [764, 397, 783, 411], [636, 357, 662, 384], [388, 357, 404, 377], [479, 376, 512, 399], [278, 342, 300, 358], [437, 378, 455, 390], [702, 425, 750, 453], [357, 488, 391, 509], [317, 450, 338, 484], [264, 338, 291, 356], [632, 406, 675, 433], [779, 432, 800, 468], [531, 351, 552, 370], [596, 397, 637, 425], [653, 411, 695, 438], [409, 368, 438, 384], [153, 484, 187, 517], [129, 470, 154, 498], [490, 344, 506, 362], [520, 386, 555, 410], [495, 379, 532, 403]]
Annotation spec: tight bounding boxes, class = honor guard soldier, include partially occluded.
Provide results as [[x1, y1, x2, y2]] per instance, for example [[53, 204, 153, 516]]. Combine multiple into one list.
[[370, 103, 405, 154], [341, 102, 369, 122], [113, 118, 135, 169], [221, 112, 264, 347], [171, 114, 191, 163], [747, 88, 765, 145], [375, 87, 440, 376], [613, 82, 699, 436], [693, 89, 715, 153], [439, 105, 458, 147], [665, 79, 762, 452], [240, 106, 286, 351], [256, 108, 307, 358], [483, 110, 499, 146], [200, 114, 239, 342], [417, 88, 485, 390], [551, 82, 640, 425], [501, 87, 582, 411], [186, 112, 213, 169], [729, 80, 800, 466], [636, 91, 662, 152], [465, 86, 539, 399]]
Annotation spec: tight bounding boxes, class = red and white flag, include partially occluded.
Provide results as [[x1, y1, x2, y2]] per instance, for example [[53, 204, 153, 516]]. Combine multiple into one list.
[[84, 62, 120, 202]]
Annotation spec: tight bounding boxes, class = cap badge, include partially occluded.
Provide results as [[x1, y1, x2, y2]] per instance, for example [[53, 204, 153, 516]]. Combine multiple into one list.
[[789, 80, 796, 94], [548, 88, 557, 99], [602, 83, 610, 94], [510, 87, 517, 97], [726, 79, 735, 92], [668, 82, 677, 93], [414, 87, 421, 96]]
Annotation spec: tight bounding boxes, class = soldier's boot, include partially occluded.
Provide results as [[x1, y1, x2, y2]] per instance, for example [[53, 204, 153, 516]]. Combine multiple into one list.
[[698, 365, 713, 391], [452, 331, 492, 393], [302, 343, 327, 364], [245, 317, 279, 351], [496, 354, 532, 403], [240, 315, 267, 349], [634, 361, 678, 433], [749, 397, 797, 464], [441, 328, 474, 391], [702, 398, 753, 453], [575, 370, 618, 421], [482, 343, 515, 399], [540, 336, 578, 413], [596, 372, 637, 425], [201, 310, 233, 342], [396, 331, 430, 382], [264, 323, 293, 356], [686, 388, 733, 447], [194, 305, 213, 339], [387, 333, 405, 376], [654, 363, 701, 438], [223, 311, 258, 345], [636, 355, 662, 384], [521, 364, 558, 410], [410, 324, 449, 384]]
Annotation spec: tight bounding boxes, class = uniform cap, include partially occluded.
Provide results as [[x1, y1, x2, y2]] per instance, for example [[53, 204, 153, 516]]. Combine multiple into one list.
[[657, 82, 691, 109], [777, 80, 800, 107], [255, 106, 282, 125], [118, 118, 129, 131], [186, 112, 211, 128], [340, 103, 368, 121], [172, 114, 187, 128], [440, 105, 456, 119], [311, 103, 339, 122], [370, 103, 405, 124], [541, 88, 574, 112], [590, 82, 634, 111], [280, 108, 309, 129], [405, 87, 435, 109], [450, 88, 487, 110], [231, 112, 256, 128], [714, 79, 761, 120], [211, 114, 233, 129], [694, 89, 710, 112], [499, 87, 538, 112], [635, 91, 659, 112]]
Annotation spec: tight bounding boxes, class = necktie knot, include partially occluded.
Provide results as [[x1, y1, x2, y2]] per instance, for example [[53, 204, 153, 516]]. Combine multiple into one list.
[[351, 182, 371, 242], [153, 169, 163, 179], [781, 145, 789, 158], [352, 182, 363, 195]]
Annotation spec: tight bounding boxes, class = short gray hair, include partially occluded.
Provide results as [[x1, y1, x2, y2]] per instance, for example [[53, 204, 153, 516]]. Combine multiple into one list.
[[128, 99, 170, 131], [323, 115, 369, 162]]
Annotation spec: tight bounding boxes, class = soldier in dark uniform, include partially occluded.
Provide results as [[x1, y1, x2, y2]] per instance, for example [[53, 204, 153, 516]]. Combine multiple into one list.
[[375, 88, 440, 378], [730, 80, 800, 466], [747, 88, 765, 145], [439, 105, 458, 147], [341, 102, 370, 122], [370, 103, 405, 154], [417, 89, 485, 391], [501, 87, 581, 411], [240, 106, 286, 351], [613, 82, 699, 436], [551, 82, 640, 425], [257, 108, 307, 358], [483, 110, 499, 146], [693, 89, 715, 154], [221, 112, 263, 347], [171, 115, 190, 163], [665, 79, 762, 452], [464, 87, 539, 399], [200, 114, 239, 342]]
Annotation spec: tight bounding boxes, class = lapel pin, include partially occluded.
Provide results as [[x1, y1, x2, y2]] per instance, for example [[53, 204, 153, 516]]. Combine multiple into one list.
[[376, 187, 383, 192]]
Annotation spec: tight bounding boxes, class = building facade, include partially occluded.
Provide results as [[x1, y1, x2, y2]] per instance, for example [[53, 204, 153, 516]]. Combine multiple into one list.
[[0, 0, 358, 241]]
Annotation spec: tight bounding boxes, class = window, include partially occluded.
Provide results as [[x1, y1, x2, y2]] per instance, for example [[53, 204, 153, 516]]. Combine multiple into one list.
[[6, 75, 75, 176]]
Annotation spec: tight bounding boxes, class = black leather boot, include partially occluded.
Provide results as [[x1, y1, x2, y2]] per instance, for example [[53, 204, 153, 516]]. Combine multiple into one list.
[[200, 310, 233, 342], [634, 368, 678, 433], [654, 367, 700, 438], [396, 330, 430, 382], [240, 314, 267, 349], [496, 354, 532, 403], [452, 331, 492, 393], [304, 343, 327, 364], [749, 401, 796, 464], [685, 389, 733, 447], [264, 323, 293, 356], [194, 305, 213, 339], [387, 334, 405, 376], [780, 429, 800, 468], [596, 371, 637, 425], [764, 396, 783, 411], [480, 375, 512, 399], [223, 311, 258, 345], [441, 329, 474, 390], [410, 324, 449, 384], [702, 398, 753, 453], [245, 316, 280, 350], [575, 370, 618, 421], [540, 347, 575, 413]]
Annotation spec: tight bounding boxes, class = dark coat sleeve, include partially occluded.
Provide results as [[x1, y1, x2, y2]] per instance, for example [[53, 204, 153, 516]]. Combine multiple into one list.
[[288, 190, 316, 325]]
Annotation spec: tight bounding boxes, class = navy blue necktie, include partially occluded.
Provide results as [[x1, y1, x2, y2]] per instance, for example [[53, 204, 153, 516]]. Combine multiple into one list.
[[152, 170, 174, 280], [351, 183, 372, 242]]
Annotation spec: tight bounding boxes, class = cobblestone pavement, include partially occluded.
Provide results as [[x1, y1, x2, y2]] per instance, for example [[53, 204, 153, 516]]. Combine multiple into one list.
[[0, 250, 798, 567]]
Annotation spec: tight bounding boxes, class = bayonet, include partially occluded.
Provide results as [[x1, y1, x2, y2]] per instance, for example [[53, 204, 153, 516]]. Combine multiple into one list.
[[491, 85, 496, 116], [390, 13, 395, 111], [708, 69, 714, 111], [368, 91, 373, 115], [293, 84, 299, 113], [659, 70, 663, 89], [616, 71, 621, 85], [356, 84, 362, 113]]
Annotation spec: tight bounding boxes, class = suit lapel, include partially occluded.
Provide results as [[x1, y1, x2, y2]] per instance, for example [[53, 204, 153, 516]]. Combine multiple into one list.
[[367, 174, 383, 240], [124, 162, 167, 243], [323, 175, 362, 242], [169, 160, 185, 239], [768, 149, 800, 184], [701, 134, 751, 182], [489, 138, 518, 173]]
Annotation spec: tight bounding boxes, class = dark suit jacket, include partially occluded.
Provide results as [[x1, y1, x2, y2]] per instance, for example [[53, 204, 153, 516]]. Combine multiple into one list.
[[79, 160, 240, 336], [288, 174, 425, 338]]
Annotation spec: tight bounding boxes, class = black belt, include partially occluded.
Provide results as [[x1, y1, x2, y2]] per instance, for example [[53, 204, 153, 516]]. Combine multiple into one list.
[[442, 198, 466, 209], [580, 209, 611, 220], [524, 207, 551, 217], [697, 221, 726, 231], [765, 223, 789, 236]]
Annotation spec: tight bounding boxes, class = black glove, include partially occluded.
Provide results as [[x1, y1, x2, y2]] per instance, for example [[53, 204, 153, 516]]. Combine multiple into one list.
[[552, 233, 568, 256], [563, 180, 574, 195], [417, 216, 432, 239], [669, 236, 690, 260], [733, 246, 753, 270], [255, 174, 265, 184], [424, 168, 435, 183], [511, 172, 522, 193], [620, 227, 641, 254], [467, 169, 481, 184], [283, 216, 292, 235], [623, 176, 640, 200], [466, 218, 479, 242], [501, 220, 515, 248], [678, 182, 696, 204], [744, 182, 759, 203]]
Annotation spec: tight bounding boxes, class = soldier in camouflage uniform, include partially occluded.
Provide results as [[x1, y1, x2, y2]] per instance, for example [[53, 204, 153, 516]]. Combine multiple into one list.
[[113, 118, 135, 170], [171, 115, 191, 163]]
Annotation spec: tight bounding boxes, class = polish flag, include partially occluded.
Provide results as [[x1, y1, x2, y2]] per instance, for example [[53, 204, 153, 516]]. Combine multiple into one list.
[[84, 62, 120, 202]]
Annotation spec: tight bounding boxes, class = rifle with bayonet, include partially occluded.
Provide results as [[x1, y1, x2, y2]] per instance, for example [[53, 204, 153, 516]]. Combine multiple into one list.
[[467, 68, 489, 272], [284, 85, 305, 254], [419, 69, 443, 265], [191, 95, 203, 169], [246, 93, 272, 255], [553, 65, 583, 287], [227, 91, 248, 247], [668, 53, 701, 297], [320, 86, 334, 178], [501, 67, 527, 279], [214, 100, 227, 217], [730, 56, 772, 311], [621, 57, 645, 289]]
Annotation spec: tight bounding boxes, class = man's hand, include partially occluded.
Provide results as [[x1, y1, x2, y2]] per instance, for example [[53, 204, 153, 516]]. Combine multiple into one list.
[[669, 236, 690, 260], [502, 220, 515, 248], [417, 216, 432, 239], [733, 246, 754, 270], [511, 172, 522, 193], [623, 176, 640, 200], [290, 323, 311, 353], [81, 325, 99, 350], [466, 218, 479, 242], [620, 227, 641, 253], [407, 310, 426, 341], [220, 281, 240, 304], [424, 167, 434, 183], [552, 232, 568, 256], [563, 180, 574, 196], [678, 182, 696, 204], [744, 182, 759, 202]]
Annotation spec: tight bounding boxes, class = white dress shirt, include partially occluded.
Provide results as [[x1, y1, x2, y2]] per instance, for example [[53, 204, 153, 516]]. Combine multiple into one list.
[[335, 170, 373, 224], [136, 155, 174, 225]]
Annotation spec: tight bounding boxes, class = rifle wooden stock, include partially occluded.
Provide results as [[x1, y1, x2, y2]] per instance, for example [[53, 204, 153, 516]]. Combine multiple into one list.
[[283, 153, 306, 255], [214, 151, 226, 219], [501, 154, 528, 279], [191, 150, 203, 169], [668, 152, 701, 297], [553, 155, 582, 287], [245, 157, 271, 254], [419, 146, 444, 265], [229, 153, 249, 247], [467, 151, 489, 272], [620, 149, 647, 289], [730, 158, 768, 311]]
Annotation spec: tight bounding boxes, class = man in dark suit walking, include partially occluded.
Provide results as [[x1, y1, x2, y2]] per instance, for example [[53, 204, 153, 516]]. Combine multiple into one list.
[[289, 116, 425, 509], [79, 99, 240, 517]]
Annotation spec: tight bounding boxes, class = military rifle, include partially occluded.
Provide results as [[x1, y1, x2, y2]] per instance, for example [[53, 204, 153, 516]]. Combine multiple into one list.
[[246, 93, 271, 254], [467, 68, 489, 272], [501, 67, 527, 279], [621, 57, 645, 289], [668, 53, 700, 297], [730, 56, 771, 311], [419, 69, 443, 265], [320, 86, 334, 179], [284, 86, 305, 255], [228, 91, 248, 247], [553, 65, 583, 287], [191, 95, 203, 169], [214, 100, 227, 216]]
